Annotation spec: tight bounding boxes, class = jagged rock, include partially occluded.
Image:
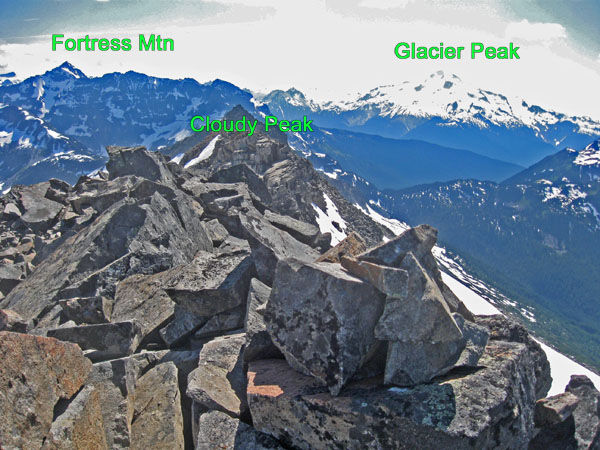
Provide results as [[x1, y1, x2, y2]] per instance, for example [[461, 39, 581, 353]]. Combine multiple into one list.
[[265, 258, 386, 395], [316, 231, 366, 263], [13, 183, 65, 232], [529, 392, 582, 450], [475, 314, 552, 399], [248, 340, 538, 450], [126, 349, 201, 449], [193, 305, 245, 339], [112, 270, 177, 343], [340, 255, 408, 297], [204, 218, 229, 246], [181, 180, 248, 205], [375, 252, 462, 344], [535, 392, 580, 427], [186, 333, 248, 418], [384, 313, 489, 386], [0, 308, 28, 332], [358, 224, 438, 267], [166, 250, 255, 318], [131, 362, 184, 450], [244, 278, 281, 362], [41, 385, 108, 450], [263, 209, 323, 247], [159, 307, 208, 348], [217, 235, 250, 254], [3, 203, 21, 218], [240, 213, 319, 285], [196, 410, 284, 450], [106, 146, 176, 186], [209, 164, 273, 205], [566, 375, 600, 449], [0, 263, 25, 295], [1, 192, 211, 324], [59, 296, 113, 325], [47, 320, 143, 362], [0, 332, 92, 450], [86, 357, 137, 449]]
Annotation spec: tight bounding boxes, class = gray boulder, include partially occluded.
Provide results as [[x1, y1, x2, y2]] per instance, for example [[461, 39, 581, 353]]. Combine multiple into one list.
[[240, 213, 319, 285], [566, 375, 600, 449], [0, 308, 28, 332], [340, 255, 408, 297], [41, 385, 108, 450], [244, 278, 281, 362], [248, 340, 538, 450], [196, 410, 284, 450], [265, 258, 386, 395], [192, 305, 246, 339], [534, 392, 580, 428], [112, 270, 177, 343], [375, 252, 462, 345], [384, 313, 489, 386], [106, 146, 176, 186], [204, 218, 229, 246], [47, 320, 143, 362], [131, 362, 185, 450], [166, 250, 255, 317], [475, 314, 552, 399], [186, 333, 248, 418], [59, 296, 112, 325], [85, 357, 137, 449], [358, 224, 437, 267]]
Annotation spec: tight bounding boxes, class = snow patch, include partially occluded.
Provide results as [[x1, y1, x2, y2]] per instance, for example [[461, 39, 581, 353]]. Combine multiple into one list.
[[184, 135, 221, 168], [312, 193, 348, 246]]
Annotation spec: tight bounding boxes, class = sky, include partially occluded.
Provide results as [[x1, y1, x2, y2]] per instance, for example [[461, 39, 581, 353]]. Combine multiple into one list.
[[0, 0, 598, 118]]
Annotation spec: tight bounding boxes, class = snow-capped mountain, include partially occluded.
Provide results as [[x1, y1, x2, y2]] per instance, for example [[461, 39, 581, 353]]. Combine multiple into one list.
[[0, 62, 268, 188], [0, 104, 103, 188], [259, 71, 600, 166]]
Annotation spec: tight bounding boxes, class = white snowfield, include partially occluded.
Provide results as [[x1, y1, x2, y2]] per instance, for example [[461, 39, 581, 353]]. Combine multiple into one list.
[[310, 71, 600, 136], [184, 135, 220, 168], [341, 200, 600, 395]]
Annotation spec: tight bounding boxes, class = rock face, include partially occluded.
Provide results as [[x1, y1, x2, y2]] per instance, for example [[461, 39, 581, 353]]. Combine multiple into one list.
[[265, 258, 386, 395], [196, 410, 284, 450], [566, 375, 600, 449], [41, 385, 108, 450], [186, 334, 248, 418], [475, 315, 552, 399], [248, 341, 537, 450], [131, 362, 184, 450], [0, 332, 92, 450], [244, 278, 281, 362], [47, 320, 143, 362]]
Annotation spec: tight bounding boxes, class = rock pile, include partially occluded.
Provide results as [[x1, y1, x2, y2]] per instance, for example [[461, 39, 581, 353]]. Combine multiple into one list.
[[0, 117, 597, 449]]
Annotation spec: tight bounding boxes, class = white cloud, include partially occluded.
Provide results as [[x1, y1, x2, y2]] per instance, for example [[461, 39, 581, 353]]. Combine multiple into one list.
[[0, 1, 598, 119], [505, 19, 567, 43]]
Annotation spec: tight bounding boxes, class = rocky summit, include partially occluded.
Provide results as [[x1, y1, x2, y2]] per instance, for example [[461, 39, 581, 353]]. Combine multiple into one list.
[[0, 107, 597, 449]]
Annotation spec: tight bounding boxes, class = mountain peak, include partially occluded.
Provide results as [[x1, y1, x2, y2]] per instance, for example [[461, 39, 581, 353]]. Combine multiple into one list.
[[45, 61, 86, 80], [574, 140, 600, 166]]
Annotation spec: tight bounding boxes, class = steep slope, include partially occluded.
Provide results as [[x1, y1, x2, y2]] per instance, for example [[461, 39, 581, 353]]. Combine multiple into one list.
[[259, 71, 600, 166], [0, 104, 104, 188], [379, 140, 600, 370], [290, 127, 523, 189]]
